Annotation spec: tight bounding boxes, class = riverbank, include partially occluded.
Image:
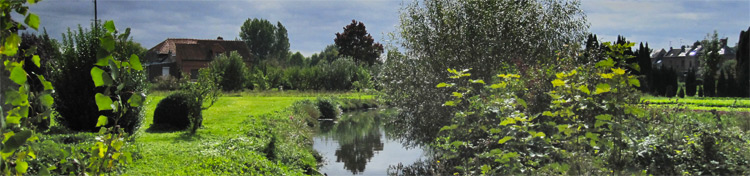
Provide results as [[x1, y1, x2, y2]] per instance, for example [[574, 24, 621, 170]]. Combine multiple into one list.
[[124, 91, 375, 175]]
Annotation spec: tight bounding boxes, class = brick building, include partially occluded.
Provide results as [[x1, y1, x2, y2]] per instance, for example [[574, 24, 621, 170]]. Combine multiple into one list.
[[144, 37, 253, 81]]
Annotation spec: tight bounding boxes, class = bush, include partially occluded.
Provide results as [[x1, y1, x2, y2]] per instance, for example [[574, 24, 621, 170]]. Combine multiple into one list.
[[316, 97, 340, 119], [152, 91, 195, 130], [151, 75, 182, 90], [51, 24, 147, 133], [207, 51, 250, 91]]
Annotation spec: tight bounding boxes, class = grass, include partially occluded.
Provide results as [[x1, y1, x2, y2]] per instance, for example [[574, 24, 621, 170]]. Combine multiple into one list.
[[642, 95, 750, 112], [124, 90, 372, 175]]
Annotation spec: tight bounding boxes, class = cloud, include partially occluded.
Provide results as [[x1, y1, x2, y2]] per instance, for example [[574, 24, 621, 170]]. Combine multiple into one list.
[[583, 0, 749, 50], [27, 0, 400, 56]]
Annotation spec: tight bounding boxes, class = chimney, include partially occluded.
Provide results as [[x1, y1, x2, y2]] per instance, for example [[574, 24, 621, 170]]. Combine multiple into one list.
[[720, 38, 727, 47], [217, 36, 223, 40]]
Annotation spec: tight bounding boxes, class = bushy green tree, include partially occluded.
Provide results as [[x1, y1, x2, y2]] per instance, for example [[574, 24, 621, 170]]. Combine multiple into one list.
[[206, 51, 250, 91], [50, 23, 147, 133], [701, 31, 722, 97], [288, 51, 304, 66], [380, 0, 587, 144], [239, 18, 289, 61], [736, 27, 749, 97]]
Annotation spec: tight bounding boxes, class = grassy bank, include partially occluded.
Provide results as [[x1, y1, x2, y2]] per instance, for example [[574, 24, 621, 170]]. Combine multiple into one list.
[[124, 91, 375, 175]]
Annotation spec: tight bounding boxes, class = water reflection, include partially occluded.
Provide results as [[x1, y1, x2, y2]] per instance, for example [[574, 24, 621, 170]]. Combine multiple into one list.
[[314, 109, 425, 175]]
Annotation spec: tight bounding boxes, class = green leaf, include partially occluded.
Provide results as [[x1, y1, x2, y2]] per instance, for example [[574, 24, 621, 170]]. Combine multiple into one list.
[[595, 58, 615, 68], [443, 101, 456, 106], [594, 83, 611, 94], [440, 124, 458, 132], [452, 92, 462, 98], [96, 55, 113, 66], [578, 85, 590, 95], [104, 20, 116, 33], [39, 94, 53, 107], [128, 92, 145, 107], [595, 120, 607, 128], [543, 111, 555, 117], [96, 115, 108, 127], [10, 66, 27, 85], [90, 67, 112, 87], [37, 75, 53, 90], [470, 79, 485, 84], [516, 98, 527, 109], [100, 35, 115, 52], [451, 141, 464, 147], [95, 93, 114, 111], [595, 114, 612, 121], [129, 54, 143, 70], [490, 82, 507, 89], [497, 136, 513, 144], [628, 78, 641, 87], [481, 165, 491, 175], [436, 82, 449, 88], [24, 13, 40, 30], [2, 33, 21, 56], [2, 130, 32, 153], [32, 55, 41, 67], [499, 118, 516, 126], [15, 161, 28, 174]]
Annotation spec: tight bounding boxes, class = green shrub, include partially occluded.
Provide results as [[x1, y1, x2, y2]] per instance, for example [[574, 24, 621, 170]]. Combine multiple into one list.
[[316, 98, 340, 119], [207, 51, 250, 91], [152, 91, 195, 130], [291, 100, 321, 127], [151, 75, 183, 90], [50, 24, 147, 133]]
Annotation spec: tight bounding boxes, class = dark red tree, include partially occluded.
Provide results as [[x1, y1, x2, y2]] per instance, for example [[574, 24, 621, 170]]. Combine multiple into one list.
[[334, 20, 384, 66]]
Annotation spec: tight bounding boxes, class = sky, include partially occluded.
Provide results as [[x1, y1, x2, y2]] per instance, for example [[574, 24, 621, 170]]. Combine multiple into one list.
[[25, 0, 750, 57]]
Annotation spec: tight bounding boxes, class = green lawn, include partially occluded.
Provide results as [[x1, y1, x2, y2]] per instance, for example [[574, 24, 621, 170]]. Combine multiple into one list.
[[642, 96, 750, 112], [124, 91, 371, 175]]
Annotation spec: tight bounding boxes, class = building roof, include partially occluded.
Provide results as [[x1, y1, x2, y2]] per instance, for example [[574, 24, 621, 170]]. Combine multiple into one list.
[[665, 48, 682, 57], [148, 38, 253, 62]]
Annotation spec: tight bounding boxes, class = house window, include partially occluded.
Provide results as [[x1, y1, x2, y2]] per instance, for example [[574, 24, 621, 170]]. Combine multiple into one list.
[[162, 66, 170, 76], [191, 69, 199, 80]]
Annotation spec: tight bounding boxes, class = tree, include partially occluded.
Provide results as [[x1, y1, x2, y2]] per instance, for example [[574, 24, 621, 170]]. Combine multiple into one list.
[[206, 51, 250, 91], [310, 44, 339, 66], [288, 51, 304, 66], [685, 68, 697, 96], [737, 27, 750, 97], [51, 24, 148, 133], [380, 0, 587, 145], [701, 31, 723, 84], [334, 20, 384, 66], [239, 18, 289, 61], [274, 22, 290, 60]]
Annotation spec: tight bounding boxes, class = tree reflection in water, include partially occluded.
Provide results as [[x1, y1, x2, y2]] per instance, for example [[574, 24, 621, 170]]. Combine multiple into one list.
[[318, 110, 384, 174]]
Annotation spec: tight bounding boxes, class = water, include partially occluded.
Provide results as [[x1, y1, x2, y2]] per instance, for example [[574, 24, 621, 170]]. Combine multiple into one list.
[[313, 109, 427, 175]]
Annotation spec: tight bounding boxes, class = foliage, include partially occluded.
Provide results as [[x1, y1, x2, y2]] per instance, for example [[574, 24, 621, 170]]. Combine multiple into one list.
[[316, 97, 341, 119], [430, 42, 647, 175], [381, 0, 588, 146], [701, 30, 723, 96], [239, 18, 289, 61], [180, 68, 221, 134], [86, 20, 146, 174], [288, 51, 304, 66], [51, 23, 148, 133], [150, 75, 183, 91], [152, 91, 193, 130], [334, 20, 384, 66], [309, 45, 339, 66], [206, 51, 250, 91], [736, 27, 750, 97], [686, 68, 698, 96], [0, 0, 55, 174]]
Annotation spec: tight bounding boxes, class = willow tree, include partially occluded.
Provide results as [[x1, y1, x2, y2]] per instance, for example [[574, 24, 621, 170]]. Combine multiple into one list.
[[380, 0, 588, 145]]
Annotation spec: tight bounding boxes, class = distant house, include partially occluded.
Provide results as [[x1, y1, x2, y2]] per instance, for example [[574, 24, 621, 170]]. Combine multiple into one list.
[[144, 37, 253, 81], [652, 38, 735, 77]]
